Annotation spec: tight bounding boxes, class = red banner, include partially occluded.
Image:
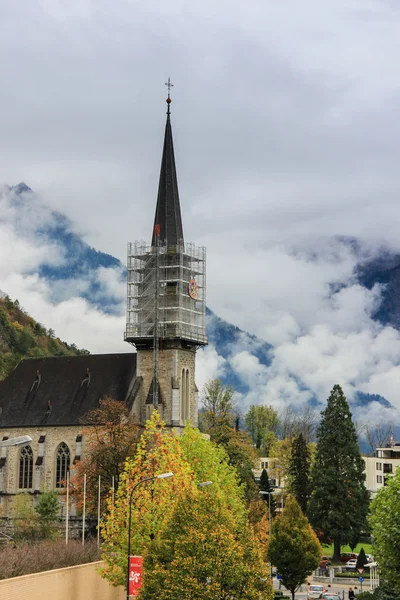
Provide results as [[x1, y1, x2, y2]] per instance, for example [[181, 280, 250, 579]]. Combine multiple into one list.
[[128, 556, 143, 597]]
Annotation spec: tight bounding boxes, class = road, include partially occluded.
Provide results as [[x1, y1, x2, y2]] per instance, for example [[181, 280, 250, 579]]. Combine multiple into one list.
[[272, 576, 367, 599]]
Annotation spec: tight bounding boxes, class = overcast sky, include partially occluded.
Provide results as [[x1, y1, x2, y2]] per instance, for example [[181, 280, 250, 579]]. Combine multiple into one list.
[[1, 0, 400, 418]]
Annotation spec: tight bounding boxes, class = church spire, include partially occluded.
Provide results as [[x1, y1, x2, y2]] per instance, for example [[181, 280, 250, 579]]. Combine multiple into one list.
[[152, 79, 184, 247]]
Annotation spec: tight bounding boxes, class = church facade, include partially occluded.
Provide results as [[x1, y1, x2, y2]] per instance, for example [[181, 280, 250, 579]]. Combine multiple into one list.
[[0, 91, 207, 513]]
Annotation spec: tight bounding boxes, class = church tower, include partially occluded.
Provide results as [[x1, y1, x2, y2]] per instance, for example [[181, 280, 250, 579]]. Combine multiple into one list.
[[125, 82, 207, 429]]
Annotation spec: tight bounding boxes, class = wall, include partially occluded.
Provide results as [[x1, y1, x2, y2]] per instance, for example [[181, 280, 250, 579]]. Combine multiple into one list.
[[0, 425, 82, 515], [0, 561, 125, 600]]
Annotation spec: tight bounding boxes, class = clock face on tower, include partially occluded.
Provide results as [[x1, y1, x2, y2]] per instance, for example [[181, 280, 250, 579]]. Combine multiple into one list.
[[188, 279, 199, 299]]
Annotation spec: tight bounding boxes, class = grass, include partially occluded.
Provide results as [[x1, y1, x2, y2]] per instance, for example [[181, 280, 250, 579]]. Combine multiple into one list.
[[322, 542, 373, 558]]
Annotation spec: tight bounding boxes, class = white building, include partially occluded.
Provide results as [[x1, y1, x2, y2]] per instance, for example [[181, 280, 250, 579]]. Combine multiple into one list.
[[363, 445, 400, 497]]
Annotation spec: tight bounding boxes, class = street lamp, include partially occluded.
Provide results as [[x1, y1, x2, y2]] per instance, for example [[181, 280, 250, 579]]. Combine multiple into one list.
[[0, 435, 32, 448], [260, 490, 274, 578], [126, 472, 174, 600]]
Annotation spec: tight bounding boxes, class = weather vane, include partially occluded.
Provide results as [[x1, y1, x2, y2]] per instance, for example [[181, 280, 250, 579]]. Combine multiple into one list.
[[165, 77, 174, 113]]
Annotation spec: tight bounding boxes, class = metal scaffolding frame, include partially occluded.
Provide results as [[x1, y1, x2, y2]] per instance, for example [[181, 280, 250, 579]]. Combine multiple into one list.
[[125, 240, 207, 347]]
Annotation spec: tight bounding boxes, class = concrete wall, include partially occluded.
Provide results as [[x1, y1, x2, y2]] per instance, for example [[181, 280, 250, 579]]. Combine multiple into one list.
[[0, 561, 125, 600]]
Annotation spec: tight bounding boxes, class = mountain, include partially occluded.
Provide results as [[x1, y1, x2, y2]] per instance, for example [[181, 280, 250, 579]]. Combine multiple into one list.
[[1, 183, 399, 420], [0, 294, 88, 381]]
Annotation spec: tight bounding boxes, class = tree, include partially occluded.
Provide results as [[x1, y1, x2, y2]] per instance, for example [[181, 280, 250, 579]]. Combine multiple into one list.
[[72, 397, 140, 514], [201, 379, 235, 436], [356, 547, 368, 571], [259, 468, 276, 517], [369, 466, 400, 594], [100, 412, 195, 587], [308, 385, 369, 562], [268, 495, 321, 600], [288, 433, 310, 514], [201, 380, 259, 502], [365, 422, 393, 455], [245, 405, 280, 454], [11, 493, 39, 540], [141, 487, 273, 600], [35, 490, 60, 539]]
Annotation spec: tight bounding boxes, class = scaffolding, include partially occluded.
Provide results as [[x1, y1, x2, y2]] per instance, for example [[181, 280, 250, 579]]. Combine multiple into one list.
[[125, 240, 208, 347]]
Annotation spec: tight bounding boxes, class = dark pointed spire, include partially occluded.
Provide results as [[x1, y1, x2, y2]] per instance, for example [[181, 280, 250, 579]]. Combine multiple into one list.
[[152, 80, 184, 246]]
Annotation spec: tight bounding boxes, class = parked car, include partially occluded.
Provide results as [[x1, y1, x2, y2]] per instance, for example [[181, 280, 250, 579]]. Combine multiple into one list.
[[345, 559, 358, 571], [340, 552, 358, 563], [365, 554, 374, 563], [307, 584, 326, 599], [318, 594, 341, 600]]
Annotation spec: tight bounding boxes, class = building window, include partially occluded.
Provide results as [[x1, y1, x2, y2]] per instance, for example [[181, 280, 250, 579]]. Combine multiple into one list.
[[19, 445, 33, 489], [383, 463, 393, 474], [377, 475, 383, 484], [180, 368, 190, 423], [56, 443, 70, 488], [376, 462, 382, 470]]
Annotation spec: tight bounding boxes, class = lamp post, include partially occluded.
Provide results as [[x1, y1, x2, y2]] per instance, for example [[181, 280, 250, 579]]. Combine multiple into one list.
[[260, 490, 273, 578], [126, 472, 174, 600], [0, 435, 33, 448]]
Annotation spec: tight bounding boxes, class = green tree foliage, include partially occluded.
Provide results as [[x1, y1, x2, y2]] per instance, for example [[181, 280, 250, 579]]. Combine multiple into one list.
[[0, 295, 89, 381], [141, 488, 273, 600], [357, 584, 398, 600], [356, 547, 368, 571], [288, 433, 311, 514], [259, 468, 276, 517], [245, 405, 280, 454], [268, 495, 321, 600], [201, 378, 235, 435], [201, 379, 259, 502], [11, 493, 39, 540], [308, 385, 369, 562], [100, 412, 196, 587], [35, 491, 60, 538], [369, 466, 400, 594]]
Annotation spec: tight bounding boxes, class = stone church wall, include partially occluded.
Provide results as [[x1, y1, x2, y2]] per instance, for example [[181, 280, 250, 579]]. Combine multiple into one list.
[[136, 347, 198, 428], [0, 425, 82, 515]]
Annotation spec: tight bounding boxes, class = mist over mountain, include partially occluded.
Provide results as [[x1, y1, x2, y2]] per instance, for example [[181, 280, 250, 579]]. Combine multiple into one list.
[[2, 183, 400, 434]]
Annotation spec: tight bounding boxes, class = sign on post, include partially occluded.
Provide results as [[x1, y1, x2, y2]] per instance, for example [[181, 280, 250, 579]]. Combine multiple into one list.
[[128, 556, 143, 597], [357, 568, 364, 575]]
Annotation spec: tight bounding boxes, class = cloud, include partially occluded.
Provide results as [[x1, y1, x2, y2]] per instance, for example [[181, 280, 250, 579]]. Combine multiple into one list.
[[1, 0, 400, 421]]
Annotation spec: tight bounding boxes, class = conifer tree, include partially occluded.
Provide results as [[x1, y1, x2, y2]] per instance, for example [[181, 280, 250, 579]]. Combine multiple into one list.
[[288, 433, 310, 514], [356, 547, 368, 571], [259, 468, 276, 517], [308, 385, 369, 562]]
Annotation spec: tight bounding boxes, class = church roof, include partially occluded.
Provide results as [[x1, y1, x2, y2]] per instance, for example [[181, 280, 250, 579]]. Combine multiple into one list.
[[152, 100, 184, 246], [0, 353, 137, 428]]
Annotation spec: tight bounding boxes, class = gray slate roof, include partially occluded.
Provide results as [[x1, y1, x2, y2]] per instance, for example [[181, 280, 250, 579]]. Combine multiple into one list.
[[152, 112, 184, 246], [0, 353, 137, 428]]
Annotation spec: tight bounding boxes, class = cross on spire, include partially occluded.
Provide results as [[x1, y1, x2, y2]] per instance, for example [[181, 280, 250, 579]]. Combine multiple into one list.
[[165, 77, 174, 114]]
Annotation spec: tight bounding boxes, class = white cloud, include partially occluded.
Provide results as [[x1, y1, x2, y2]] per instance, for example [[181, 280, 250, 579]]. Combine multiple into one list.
[[1, 0, 400, 423]]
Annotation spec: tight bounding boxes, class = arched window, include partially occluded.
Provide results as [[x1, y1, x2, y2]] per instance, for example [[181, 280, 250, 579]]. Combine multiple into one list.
[[56, 443, 70, 488], [19, 445, 33, 489], [185, 369, 190, 422], [180, 368, 190, 424]]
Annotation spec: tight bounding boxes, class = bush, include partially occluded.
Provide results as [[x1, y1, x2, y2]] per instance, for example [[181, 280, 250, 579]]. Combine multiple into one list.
[[0, 539, 100, 580]]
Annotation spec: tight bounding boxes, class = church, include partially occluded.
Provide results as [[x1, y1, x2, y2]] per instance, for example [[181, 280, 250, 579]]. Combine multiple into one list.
[[0, 87, 207, 513]]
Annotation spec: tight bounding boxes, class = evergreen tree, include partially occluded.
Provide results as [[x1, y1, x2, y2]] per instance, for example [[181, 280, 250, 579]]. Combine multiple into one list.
[[308, 385, 369, 562], [356, 547, 368, 571], [288, 433, 310, 514], [259, 468, 276, 517], [268, 495, 321, 600]]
